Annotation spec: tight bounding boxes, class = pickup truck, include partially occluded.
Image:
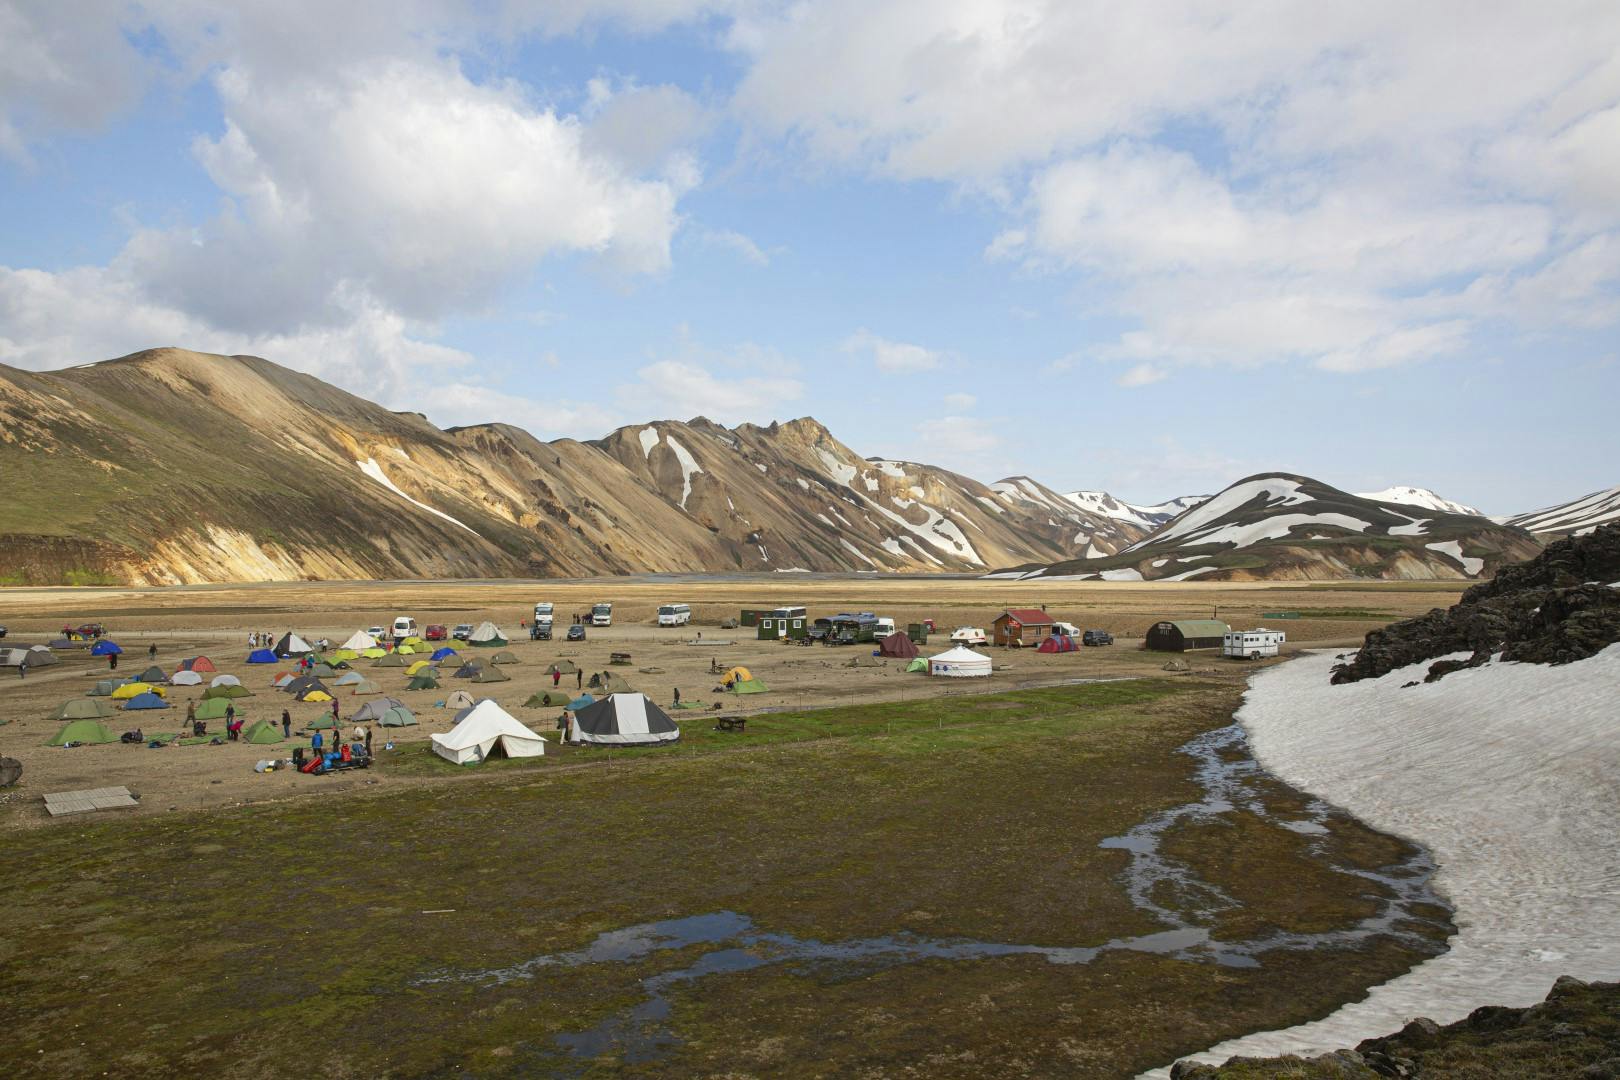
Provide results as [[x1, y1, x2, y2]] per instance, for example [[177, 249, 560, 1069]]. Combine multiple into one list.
[[949, 627, 988, 646]]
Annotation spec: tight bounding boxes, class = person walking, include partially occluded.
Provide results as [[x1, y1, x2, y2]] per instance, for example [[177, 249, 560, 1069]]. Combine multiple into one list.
[[281, 709, 291, 739], [552, 668, 561, 688], [673, 687, 681, 708], [363, 726, 373, 756], [17, 659, 26, 680], [148, 643, 158, 662], [331, 699, 340, 724]]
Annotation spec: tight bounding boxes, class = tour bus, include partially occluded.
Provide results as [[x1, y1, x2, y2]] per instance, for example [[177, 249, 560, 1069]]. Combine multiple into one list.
[[657, 603, 692, 627], [392, 616, 418, 639], [591, 602, 614, 627], [532, 602, 554, 630]]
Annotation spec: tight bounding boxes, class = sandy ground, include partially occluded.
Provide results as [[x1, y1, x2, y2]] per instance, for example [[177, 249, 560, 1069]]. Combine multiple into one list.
[[0, 577, 1462, 825]]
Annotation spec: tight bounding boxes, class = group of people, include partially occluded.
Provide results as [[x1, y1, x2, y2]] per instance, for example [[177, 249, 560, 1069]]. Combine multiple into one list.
[[549, 666, 585, 689], [246, 631, 276, 649]]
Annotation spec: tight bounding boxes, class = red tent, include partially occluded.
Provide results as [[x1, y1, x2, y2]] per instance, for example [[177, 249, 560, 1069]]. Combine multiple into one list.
[[180, 655, 218, 673], [1036, 634, 1077, 654], [878, 631, 919, 659]]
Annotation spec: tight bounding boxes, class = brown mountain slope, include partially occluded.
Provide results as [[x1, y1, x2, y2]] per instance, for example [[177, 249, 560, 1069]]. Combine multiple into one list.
[[0, 348, 1136, 584]]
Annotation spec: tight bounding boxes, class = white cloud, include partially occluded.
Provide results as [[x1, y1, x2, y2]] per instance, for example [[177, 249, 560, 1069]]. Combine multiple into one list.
[[694, 226, 772, 266], [942, 391, 976, 410], [842, 328, 939, 372], [617, 357, 803, 424], [1117, 363, 1165, 388]]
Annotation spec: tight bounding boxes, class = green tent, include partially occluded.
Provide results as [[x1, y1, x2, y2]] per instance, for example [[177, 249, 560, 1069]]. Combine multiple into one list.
[[548, 660, 579, 675], [905, 658, 927, 673], [374, 653, 409, 668], [49, 698, 116, 721], [407, 674, 440, 690], [525, 690, 572, 707], [729, 678, 768, 694], [350, 679, 382, 695], [47, 719, 118, 746], [308, 663, 337, 678], [243, 719, 283, 744], [88, 679, 125, 697], [490, 651, 520, 665], [376, 705, 417, 727], [203, 684, 253, 700], [472, 666, 511, 683], [193, 696, 236, 721], [307, 714, 340, 730], [587, 672, 634, 694]]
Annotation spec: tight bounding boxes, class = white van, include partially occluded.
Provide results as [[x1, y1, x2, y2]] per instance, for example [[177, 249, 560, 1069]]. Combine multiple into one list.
[[657, 603, 691, 627], [392, 616, 418, 639], [591, 602, 614, 627], [874, 616, 896, 637], [1224, 629, 1286, 659]]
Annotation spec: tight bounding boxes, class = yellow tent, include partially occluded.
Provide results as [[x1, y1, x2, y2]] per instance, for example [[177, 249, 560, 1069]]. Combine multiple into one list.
[[396, 645, 417, 655], [720, 666, 753, 687], [111, 681, 163, 700], [405, 660, 433, 675], [401, 636, 427, 649], [330, 649, 359, 662], [360, 648, 386, 659], [303, 690, 333, 703]]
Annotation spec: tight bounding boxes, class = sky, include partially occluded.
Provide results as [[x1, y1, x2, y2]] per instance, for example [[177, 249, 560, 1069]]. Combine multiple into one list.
[[1, 2, 1618, 516]]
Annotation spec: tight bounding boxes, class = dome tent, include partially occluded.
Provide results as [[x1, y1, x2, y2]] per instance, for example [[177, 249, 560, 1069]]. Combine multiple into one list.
[[525, 690, 575, 708], [179, 656, 217, 673], [927, 646, 992, 678], [405, 660, 434, 676], [203, 684, 252, 700], [350, 679, 383, 696], [443, 690, 477, 710], [472, 666, 511, 684], [137, 665, 167, 684], [548, 660, 579, 675], [571, 693, 679, 746], [194, 696, 235, 721], [111, 682, 160, 700], [124, 691, 171, 710], [408, 673, 440, 690], [430, 646, 458, 661], [354, 697, 412, 724], [333, 671, 364, 686], [243, 719, 283, 744], [246, 648, 277, 664], [432, 700, 544, 764], [490, 651, 520, 665], [1036, 634, 1077, 653], [49, 698, 116, 721], [48, 719, 119, 746], [374, 653, 410, 668], [170, 670, 203, 686], [467, 621, 508, 647], [210, 674, 242, 688]]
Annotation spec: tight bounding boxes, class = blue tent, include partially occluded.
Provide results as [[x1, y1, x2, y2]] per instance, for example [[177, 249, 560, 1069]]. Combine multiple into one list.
[[90, 640, 123, 656], [431, 646, 458, 661], [246, 648, 277, 664], [567, 693, 596, 711], [124, 691, 170, 710]]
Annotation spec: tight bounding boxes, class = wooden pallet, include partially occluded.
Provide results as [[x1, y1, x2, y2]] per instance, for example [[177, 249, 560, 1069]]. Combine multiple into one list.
[[43, 786, 139, 816]]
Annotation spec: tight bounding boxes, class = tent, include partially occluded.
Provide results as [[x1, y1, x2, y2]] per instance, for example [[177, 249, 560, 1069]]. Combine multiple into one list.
[[353, 697, 408, 722], [193, 696, 235, 721], [25, 646, 58, 667], [405, 660, 434, 676], [490, 651, 520, 665], [88, 678, 127, 696], [472, 666, 511, 684], [283, 676, 326, 697], [467, 621, 508, 647], [400, 636, 427, 650], [299, 689, 333, 703], [444, 690, 477, 710], [210, 674, 242, 688], [135, 665, 166, 684], [588, 672, 634, 695], [124, 691, 171, 710], [333, 671, 364, 686], [350, 679, 382, 696], [49, 698, 116, 721], [905, 658, 928, 673], [571, 693, 679, 746], [525, 690, 576, 708], [111, 682, 160, 700], [1036, 634, 1078, 654], [728, 678, 768, 694], [928, 646, 993, 678], [329, 649, 359, 663], [452, 661, 484, 678], [431, 646, 458, 661], [567, 693, 596, 711], [203, 684, 252, 700], [271, 673, 297, 688], [90, 640, 123, 656], [243, 719, 283, 744], [2, 647, 54, 669], [307, 712, 340, 730], [374, 653, 409, 668], [48, 719, 118, 746], [273, 632, 313, 657], [308, 663, 338, 678], [407, 674, 440, 691], [180, 656, 217, 673], [246, 648, 277, 664], [374, 705, 417, 727], [170, 670, 203, 686], [548, 660, 579, 675], [719, 665, 753, 687], [340, 630, 378, 651], [359, 647, 387, 659], [395, 645, 417, 655], [878, 632, 919, 659], [431, 700, 544, 764]]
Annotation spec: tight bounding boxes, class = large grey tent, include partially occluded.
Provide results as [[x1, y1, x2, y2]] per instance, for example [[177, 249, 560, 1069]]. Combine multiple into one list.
[[273, 632, 313, 657], [571, 693, 680, 746], [353, 697, 411, 724]]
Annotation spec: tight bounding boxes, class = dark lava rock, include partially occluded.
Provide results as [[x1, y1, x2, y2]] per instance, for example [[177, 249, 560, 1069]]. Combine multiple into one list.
[[1332, 523, 1620, 684]]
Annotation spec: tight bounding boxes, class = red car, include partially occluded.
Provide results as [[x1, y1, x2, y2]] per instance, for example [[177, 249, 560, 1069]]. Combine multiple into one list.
[[424, 624, 448, 641]]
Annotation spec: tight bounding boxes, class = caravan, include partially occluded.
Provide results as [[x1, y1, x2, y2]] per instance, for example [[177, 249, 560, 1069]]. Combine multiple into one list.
[[1224, 629, 1287, 660]]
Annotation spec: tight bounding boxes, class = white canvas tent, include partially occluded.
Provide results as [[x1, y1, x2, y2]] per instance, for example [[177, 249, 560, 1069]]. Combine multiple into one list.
[[431, 700, 546, 764], [927, 645, 993, 678], [468, 620, 508, 646], [274, 632, 313, 657], [571, 693, 680, 746], [340, 629, 378, 651]]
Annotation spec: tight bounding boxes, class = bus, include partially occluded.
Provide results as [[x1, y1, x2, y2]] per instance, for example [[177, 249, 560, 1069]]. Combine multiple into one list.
[[591, 602, 614, 627], [657, 603, 691, 627]]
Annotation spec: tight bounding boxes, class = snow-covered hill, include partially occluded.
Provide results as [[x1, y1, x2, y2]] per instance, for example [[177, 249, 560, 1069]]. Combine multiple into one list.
[[1505, 484, 1620, 538], [992, 473, 1542, 582], [1060, 490, 1210, 530], [1355, 486, 1484, 518]]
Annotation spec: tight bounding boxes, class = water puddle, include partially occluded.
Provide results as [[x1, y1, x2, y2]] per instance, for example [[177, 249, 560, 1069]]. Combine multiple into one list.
[[415, 722, 1449, 1066]]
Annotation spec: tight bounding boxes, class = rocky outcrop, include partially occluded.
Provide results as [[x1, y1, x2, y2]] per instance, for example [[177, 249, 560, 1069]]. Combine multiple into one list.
[[1331, 523, 1620, 684], [1170, 975, 1620, 1078]]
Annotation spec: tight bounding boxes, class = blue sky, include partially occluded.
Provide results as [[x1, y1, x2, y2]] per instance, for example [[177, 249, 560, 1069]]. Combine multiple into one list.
[[2, 2, 1617, 515]]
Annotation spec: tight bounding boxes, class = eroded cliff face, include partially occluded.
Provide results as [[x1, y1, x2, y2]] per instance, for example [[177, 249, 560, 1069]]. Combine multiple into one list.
[[0, 349, 1136, 584]]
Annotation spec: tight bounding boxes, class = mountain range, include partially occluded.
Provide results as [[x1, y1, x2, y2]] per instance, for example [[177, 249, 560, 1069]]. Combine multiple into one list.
[[0, 348, 1596, 586]]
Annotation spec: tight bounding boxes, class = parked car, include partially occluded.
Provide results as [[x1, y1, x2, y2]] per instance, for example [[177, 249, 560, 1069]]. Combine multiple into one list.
[[529, 623, 551, 641], [424, 624, 448, 641], [452, 623, 474, 641], [367, 625, 385, 638], [567, 624, 587, 642], [0, 625, 7, 639], [949, 627, 988, 646], [1082, 629, 1114, 646]]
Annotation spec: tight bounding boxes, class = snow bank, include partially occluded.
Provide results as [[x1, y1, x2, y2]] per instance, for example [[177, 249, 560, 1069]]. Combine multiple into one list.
[[356, 458, 479, 536], [665, 435, 703, 509], [1426, 539, 1484, 576], [638, 426, 660, 459], [1160, 646, 1620, 1071]]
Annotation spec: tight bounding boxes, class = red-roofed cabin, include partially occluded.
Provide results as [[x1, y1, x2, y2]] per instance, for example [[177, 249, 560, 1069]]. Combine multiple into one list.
[[992, 608, 1055, 647]]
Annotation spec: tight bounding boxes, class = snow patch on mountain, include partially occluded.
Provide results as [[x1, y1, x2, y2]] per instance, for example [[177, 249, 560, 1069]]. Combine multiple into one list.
[[1357, 485, 1484, 517], [1426, 540, 1484, 576], [665, 435, 702, 510], [1507, 484, 1620, 537], [356, 458, 478, 536], [637, 426, 660, 459], [1133, 478, 1313, 550]]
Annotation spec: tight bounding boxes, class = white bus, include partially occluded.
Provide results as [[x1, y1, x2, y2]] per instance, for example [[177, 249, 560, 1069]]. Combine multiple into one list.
[[657, 603, 691, 627], [591, 602, 614, 627], [532, 602, 553, 627]]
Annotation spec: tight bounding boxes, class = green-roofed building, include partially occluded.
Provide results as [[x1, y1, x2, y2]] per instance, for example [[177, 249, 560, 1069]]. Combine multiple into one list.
[[1144, 619, 1231, 652]]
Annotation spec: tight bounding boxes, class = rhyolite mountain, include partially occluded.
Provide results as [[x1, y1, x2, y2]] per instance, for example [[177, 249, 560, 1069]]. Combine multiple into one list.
[[1504, 484, 1620, 538], [991, 473, 1543, 583], [0, 348, 1148, 585]]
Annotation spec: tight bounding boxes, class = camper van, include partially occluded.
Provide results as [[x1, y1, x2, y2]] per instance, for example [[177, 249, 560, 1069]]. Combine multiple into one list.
[[591, 602, 614, 627], [657, 603, 692, 627], [1224, 629, 1287, 660], [392, 616, 418, 639]]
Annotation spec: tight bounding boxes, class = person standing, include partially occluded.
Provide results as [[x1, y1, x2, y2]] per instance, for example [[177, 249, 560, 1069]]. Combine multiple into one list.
[[363, 726, 373, 756], [673, 687, 681, 708], [575, 668, 582, 690], [109, 652, 118, 671], [331, 699, 340, 724], [187, 701, 196, 729], [17, 659, 25, 680], [281, 709, 291, 739], [552, 668, 561, 688], [311, 728, 324, 757], [225, 703, 236, 739], [148, 643, 158, 662]]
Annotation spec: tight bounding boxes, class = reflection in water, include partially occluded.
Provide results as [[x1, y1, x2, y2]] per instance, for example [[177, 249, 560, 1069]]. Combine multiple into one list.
[[415, 723, 1448, 1065]]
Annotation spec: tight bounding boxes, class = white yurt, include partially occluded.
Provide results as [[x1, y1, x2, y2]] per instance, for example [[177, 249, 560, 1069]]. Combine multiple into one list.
[[431, 699, 546, 764], [927, 646, 993, 678]]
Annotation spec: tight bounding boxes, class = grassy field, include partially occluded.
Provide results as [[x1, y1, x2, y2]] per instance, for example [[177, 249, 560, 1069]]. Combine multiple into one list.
[[0, 677, 1450, 1078]]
